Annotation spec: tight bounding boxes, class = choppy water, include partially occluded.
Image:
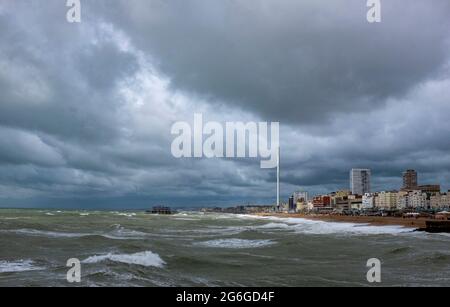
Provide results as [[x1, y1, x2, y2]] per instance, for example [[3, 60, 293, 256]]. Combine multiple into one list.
[[0, 209, 449, 287]]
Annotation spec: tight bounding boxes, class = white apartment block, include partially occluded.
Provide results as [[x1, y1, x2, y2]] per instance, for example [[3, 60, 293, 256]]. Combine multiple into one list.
[[397, 191, 409, 209], [375, 191, 398, 210], [430, 193, 450, 209], [362, 193, 375, 209], [408, 191, 428, 209]]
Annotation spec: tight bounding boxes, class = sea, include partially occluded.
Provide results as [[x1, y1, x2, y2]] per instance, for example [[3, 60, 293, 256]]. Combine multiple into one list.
[[0, 209, 449, 287]]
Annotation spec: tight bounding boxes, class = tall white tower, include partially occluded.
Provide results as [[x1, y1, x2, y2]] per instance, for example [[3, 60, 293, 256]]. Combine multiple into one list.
[[277, 146, 280, 210]]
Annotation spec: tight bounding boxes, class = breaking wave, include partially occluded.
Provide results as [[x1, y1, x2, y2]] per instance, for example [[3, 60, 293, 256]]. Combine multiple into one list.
[[196, 239, 276, 249], [0, 260, 45, 273], [115, 213, 137, 218], [83, 251, 165, 268], [241, 216, 413, 236], [105, 224, 148, 240], [0, 225, 148, 240], [0, 228, 89, 238]]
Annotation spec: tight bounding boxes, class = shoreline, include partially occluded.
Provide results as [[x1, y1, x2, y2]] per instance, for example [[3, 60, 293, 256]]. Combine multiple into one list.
[[0, 208, 430, 230], [254, 213, 428, 229]]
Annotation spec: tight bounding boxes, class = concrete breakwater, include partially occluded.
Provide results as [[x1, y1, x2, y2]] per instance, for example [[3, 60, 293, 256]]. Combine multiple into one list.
[[419, 221, 450, 233]]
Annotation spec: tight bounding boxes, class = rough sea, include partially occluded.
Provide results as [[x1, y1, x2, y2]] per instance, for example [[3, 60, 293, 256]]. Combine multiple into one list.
[[0, 209, 449, 287]]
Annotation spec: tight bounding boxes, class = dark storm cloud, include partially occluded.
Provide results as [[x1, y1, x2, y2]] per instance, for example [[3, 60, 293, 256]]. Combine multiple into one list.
[[98, 0, 450, 123], [279, 78, 450, 193], [0, 0, 450, 208], [0, 4, 138, 143]]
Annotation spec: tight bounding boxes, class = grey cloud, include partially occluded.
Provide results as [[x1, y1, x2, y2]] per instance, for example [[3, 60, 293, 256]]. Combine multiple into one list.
[[98, 0, 450, 123], [0, 0, 450, 208], [76, 42, 139, 90], [0, 127, 64, 167]]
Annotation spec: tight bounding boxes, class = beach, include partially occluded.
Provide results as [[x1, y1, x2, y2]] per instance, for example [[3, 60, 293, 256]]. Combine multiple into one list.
[[254, 213, 428, 229]]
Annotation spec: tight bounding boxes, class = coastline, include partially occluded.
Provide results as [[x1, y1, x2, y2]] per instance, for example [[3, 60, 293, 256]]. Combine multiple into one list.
[[254, 213, 428, 229]]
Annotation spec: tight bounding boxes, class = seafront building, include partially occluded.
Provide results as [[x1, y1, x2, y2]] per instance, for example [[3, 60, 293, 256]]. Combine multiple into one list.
[[362, 193, 375, 209], [288, 196, 296, 212], [312, 195, 332, 211], [396, 191, 409, 209], [293, 191, 308, 204], [294, 191, 309, 212], [288, 169, 449, 214], [375, 191, 398, 210], [348, 194, 363, 210], [430, 193, 450, 209], [403, 170, 418, 189], [350, 169, 371, 195], [336, 190, 351, 197], [408, 191, 428, 209], [335, 197, 351, 211], [296, 201, 309, 212]]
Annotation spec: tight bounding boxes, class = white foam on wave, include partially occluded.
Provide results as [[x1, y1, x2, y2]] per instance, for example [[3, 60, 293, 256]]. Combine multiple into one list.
[[115, 212, 137, 217], [83, 251, 165, 268], [173, 212, 201, 220], [184, 226, 245, 237], [244, 215, 413, 235], [106, 224, 148, 240], [0, 260, 45, 273], [175, 213, 189, 216], [254, 222, 292, 230], [196, 238, 276, 249], [0, 226, 148, 240], [164, 222, 288, 238], [1, 228, 89, 238], [197, 213, 238, 220]]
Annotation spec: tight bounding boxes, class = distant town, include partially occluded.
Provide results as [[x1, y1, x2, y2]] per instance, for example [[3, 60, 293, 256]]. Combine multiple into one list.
[[202, 169, 450, 217]]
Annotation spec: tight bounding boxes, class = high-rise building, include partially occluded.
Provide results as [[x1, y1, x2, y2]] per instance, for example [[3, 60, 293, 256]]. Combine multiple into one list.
[[350, 169, 371, 195], [403, 169, 418, 189], [293, 191, 308, 203]]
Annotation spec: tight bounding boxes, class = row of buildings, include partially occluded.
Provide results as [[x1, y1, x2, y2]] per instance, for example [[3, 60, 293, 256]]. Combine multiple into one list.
[[286, 169, 450, 213]]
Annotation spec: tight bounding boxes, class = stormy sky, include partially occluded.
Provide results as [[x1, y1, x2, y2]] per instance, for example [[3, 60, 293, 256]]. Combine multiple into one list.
[[1, 0, 450, 208]]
